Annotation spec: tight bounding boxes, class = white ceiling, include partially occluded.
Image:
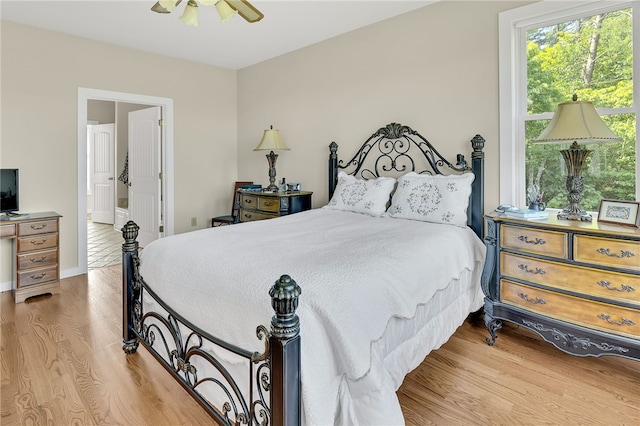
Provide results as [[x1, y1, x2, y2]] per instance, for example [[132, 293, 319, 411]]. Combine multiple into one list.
[[1, 0, 434, 70]]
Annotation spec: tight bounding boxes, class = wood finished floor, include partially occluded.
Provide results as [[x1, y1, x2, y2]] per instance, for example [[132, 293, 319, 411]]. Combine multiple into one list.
[[1, 265, 639, 425]]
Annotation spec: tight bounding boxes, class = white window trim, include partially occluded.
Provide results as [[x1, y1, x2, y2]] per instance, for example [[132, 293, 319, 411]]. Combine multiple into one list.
[[499, 0, 639, 207]]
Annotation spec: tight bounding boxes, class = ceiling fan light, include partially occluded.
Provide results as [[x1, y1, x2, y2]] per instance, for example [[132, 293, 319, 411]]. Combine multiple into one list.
[[215, 0, 238, 23], [180, 0, 199, 26], [158, 0, 179, 12]]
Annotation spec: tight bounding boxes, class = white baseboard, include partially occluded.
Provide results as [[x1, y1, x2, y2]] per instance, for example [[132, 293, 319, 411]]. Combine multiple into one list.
[[61, 267, 83, 279]]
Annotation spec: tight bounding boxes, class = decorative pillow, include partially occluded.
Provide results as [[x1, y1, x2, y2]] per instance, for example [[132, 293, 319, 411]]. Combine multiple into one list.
[[324, 172, 396, 217], [387, 172, 475, 227]]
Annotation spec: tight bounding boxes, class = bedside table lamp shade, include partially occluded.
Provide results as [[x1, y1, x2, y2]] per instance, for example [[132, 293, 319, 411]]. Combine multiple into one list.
[[534, 96, 621, 221], [254, 126, 290, 192]]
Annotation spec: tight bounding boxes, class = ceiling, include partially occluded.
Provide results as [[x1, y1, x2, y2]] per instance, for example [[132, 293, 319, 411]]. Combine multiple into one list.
[[1, 1, 435, 70]]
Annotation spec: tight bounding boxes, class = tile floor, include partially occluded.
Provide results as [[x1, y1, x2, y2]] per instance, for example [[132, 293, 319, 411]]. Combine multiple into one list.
[[87, 221, 122, 270]]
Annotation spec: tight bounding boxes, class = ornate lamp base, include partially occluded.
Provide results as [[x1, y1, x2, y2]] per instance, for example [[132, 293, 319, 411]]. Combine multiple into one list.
[[264, 150, 280, 192], [558, 142, 593, 222], [557, 207, 592, 222]]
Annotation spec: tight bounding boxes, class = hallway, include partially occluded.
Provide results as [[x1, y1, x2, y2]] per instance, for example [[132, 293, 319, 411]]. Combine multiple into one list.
[[87, 221, 122, 270]]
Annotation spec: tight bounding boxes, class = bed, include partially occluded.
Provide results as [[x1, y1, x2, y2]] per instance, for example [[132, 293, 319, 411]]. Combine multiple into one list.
[[121, 123, 487, 425]]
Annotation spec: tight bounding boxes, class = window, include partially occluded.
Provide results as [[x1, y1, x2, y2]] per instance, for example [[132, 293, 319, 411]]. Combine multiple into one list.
[[499, 1, 638, 210]]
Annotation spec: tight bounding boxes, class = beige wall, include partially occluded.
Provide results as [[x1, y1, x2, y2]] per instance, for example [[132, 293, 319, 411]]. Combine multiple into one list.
[[1, 21, 238, 283], [238, 1, 518, 210]]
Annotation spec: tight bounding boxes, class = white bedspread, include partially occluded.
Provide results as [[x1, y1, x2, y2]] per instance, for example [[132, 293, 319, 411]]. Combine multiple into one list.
[[139, 208, 486, 425]]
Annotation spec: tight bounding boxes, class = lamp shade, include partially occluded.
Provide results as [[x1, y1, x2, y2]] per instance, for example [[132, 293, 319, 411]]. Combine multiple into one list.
[[254, 127, 290, 151], [215, 0, 238, 23], [179, 0, 199, 26], [535, 99, 621, 144]]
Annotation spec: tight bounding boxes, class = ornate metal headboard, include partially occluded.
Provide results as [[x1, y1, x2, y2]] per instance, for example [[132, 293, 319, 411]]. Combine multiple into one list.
[[328, 122, 486, 237]]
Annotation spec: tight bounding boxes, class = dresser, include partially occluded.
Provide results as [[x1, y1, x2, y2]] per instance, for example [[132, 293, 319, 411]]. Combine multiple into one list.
[[482, 212, 640, 361], [237, 190, 312, 223], [0, 212, 62, 303]]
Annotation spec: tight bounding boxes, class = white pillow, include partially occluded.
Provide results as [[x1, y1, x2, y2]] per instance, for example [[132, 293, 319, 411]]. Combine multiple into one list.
[[324, 172, 396, 217], [387, 172, 475, 227]]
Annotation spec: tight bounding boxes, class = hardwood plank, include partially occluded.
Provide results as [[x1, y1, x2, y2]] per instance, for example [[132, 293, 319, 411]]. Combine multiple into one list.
[[1, 266, 638, 425]]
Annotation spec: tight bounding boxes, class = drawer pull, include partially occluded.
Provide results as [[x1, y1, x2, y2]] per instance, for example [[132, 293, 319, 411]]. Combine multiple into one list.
[[518, 293, 546, 304], [30, 239, 48, 245], [29, 256, 48, 263], [597, 314, 635, 327], [244, 213, 252, 218], [30, 224, 48, 230], [596, 248, 635, 259], [517, 236, 546, 245], [263, 201, 275, 207], [245, 199, 253, 204], [518, 264, 546, 275], [29, 273, 47, 280], [597, 280, 635, 293]]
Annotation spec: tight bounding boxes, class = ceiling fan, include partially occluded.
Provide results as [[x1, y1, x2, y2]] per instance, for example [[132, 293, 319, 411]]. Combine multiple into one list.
[[151, 0, 263, 26]]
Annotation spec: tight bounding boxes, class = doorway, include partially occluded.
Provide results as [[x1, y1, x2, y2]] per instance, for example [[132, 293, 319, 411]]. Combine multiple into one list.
[[77, 88, 174, 275]]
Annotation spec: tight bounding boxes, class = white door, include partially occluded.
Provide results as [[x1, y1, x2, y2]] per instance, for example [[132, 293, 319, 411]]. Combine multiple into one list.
[[129, 107, 162, 247], [90, 123, 115, 224]]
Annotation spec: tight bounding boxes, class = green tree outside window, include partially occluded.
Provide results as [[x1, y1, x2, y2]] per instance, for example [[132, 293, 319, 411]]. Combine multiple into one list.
[[525, 8, 635, 211]]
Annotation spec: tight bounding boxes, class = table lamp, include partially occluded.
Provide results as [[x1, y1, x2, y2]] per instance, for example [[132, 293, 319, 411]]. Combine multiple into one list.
[[254, 125, 290, 192], [534, 95, 621, 221]]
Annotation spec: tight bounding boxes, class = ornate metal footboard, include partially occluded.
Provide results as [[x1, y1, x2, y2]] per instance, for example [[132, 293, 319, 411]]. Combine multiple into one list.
[[121, 222, 301, 426]]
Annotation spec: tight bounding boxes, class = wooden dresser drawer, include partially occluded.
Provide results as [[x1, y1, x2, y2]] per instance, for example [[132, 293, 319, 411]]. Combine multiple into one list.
[[18, 219, 58, 236], [17, 233, 58, 253], [501, 252, 640, 306], [574, 235, 640, 272], [17, 248, 58, 270], [501, 225, 568, 258], [501, 280, 640, 340], [1, 223, 16, 238], [17, 265, 58, 288], [239, 210, 278, 222]]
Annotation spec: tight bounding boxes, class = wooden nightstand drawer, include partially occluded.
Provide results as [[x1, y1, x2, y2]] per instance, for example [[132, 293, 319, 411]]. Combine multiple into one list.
[[18, 219, 58, 236], [17, 248, 58, 270], [258, 197, 280, 212], [1, 223, 16, 238], [501, 280, 640, 340], [574, 235, 640, 272], [239, 210, 278, 222], [501, 252, 640, 306], [501, 225, 568, 258], [17, 233, 58, 253], [17, 265, 58, 288], [240, 193, 258, 209]]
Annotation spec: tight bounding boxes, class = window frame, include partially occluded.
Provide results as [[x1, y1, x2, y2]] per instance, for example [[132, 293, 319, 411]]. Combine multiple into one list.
[[499, 0, 639, 208]]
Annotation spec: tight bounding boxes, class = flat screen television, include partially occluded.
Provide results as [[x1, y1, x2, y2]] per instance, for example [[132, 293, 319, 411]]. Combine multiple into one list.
[[1, 168, 19, 214]]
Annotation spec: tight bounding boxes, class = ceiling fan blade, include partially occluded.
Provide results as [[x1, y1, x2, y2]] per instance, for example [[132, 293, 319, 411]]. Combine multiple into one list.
[[225, 0, 264, 23], [151, 0, 182, 14]]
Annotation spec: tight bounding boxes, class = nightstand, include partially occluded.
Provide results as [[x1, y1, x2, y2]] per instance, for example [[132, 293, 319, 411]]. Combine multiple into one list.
[[482, 212, 640, 361], [237, 190, 312, 223]]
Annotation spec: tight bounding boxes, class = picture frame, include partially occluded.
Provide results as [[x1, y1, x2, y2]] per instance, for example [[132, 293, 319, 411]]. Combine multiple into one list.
[[597, 199, 640, 227]]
